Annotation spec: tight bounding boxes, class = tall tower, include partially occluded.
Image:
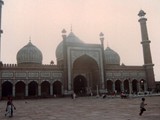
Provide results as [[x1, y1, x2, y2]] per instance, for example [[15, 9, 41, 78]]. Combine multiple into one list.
[[138, 10, 155, 90], [61, 29, 68, 94], [0, 0, 3, 62], [0, 0, 3, 98], [99, 32, 105, 89]]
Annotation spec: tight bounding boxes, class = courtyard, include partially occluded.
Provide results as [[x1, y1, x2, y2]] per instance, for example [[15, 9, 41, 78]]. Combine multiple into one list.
[[0, 96, 160, 120]]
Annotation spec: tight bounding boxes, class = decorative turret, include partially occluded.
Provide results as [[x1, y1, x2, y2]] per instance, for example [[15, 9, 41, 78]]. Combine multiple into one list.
[[99, 32, 104, 47], [138, 10, 155, 90], [62, 29, 67, 40]]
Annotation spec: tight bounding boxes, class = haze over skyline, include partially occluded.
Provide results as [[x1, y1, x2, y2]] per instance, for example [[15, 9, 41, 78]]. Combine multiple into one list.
[[1, 0, 160, 81]]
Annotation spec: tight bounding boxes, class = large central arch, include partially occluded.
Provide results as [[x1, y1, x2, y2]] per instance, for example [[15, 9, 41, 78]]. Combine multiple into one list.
[[73, 55, 100, 94]]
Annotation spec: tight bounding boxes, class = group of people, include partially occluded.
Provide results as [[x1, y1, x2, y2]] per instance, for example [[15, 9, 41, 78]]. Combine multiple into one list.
[[2, 95, 147, 117]]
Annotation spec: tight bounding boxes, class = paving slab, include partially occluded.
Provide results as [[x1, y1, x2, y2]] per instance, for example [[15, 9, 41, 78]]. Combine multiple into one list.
[[0, 96, 160, 120]]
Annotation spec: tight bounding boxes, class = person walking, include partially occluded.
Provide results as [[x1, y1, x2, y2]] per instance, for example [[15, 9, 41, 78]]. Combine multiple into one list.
[[73, 92, 76, 100], [139, 97, 147, 116], [5, 97, 16, 117]]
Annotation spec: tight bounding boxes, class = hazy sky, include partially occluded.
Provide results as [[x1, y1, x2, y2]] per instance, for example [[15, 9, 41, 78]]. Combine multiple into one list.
[[1, 0, 160, 81]]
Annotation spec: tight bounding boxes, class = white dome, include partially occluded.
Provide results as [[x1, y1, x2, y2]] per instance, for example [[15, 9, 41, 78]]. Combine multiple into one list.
[[56, 32, 83, 61], [16, 41, 43, 64], [104, 47, 120, 65]]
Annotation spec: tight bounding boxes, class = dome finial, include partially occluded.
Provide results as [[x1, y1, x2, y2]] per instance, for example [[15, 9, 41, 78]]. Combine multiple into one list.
[[107, 38, 109, 48], [70, 24, 72, 32], [29, 36, 31, 42]]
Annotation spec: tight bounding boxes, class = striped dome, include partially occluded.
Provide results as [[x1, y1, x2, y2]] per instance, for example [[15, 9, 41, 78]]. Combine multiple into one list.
[[104, 47, 120, 65], [16, 41, 43, 64]]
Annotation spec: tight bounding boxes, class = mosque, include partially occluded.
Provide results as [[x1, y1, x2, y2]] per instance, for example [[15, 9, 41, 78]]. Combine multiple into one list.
[[0, 1, 159, 99]]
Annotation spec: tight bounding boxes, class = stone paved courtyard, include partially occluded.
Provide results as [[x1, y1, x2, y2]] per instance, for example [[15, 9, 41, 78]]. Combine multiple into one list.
[[0, 96, 160, 120]]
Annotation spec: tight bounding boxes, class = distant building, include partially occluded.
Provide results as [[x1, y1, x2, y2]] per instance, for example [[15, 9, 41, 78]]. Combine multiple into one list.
[[0, 1, 158, 99]]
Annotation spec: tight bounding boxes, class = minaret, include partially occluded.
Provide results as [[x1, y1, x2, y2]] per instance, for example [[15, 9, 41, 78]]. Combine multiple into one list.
[[99, 32, 105, 89], [62, 29, 68, 93], [138, 10, 155, 90], [0, 0, 3, 99], [0, 0, 4, 62]]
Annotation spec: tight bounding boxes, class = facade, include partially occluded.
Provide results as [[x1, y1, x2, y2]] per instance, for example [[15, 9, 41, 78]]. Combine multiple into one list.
[[0, 1, 157, 99]]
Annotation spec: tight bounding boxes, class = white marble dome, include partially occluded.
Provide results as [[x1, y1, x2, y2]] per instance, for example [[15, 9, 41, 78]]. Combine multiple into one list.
[[104, 47, 120, 65], [16, 41, 43, 64], [56, 32, 84, 61]]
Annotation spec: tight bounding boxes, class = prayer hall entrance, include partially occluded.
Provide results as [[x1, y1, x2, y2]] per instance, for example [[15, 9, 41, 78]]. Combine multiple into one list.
[[73, 75, 87, 96], [73, 55, 100, 95]]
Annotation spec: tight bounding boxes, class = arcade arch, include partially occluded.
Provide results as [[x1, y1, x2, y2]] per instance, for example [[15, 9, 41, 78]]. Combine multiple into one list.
[[28, 81, 38, 96], [53, 81, 62, 96], [115, 80, 122, 93], [105, 80, 113, 93], [132, 79, 138, 93], [140, 79, 145, 91], [15, 81, 25, 98], [2, 81, 13, 97], [124, 80, 129, 93], [41, 81, 50, 97]]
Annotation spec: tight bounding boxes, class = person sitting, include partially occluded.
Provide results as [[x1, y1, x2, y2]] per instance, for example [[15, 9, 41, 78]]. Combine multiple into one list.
[[121, 92, 127, 99], [102, 94, 106, 99]]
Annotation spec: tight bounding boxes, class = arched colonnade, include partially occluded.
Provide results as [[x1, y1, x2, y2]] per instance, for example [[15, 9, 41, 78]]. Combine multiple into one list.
[[105, 79, 147, 94], [1, 79, 62, 98]]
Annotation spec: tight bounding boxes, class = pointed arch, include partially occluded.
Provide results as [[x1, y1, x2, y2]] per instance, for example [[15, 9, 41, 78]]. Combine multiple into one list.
[[15, 81, 25, 98], [41, 81, 50, 97], [132, 79, 138, 93], [73, 75, 87, 96], [105, 80, 113, 93], [28, 81, 38, 96], [2, 81, 13, 97], [140, 79, 145, 91], [124, 79, 129, 94], [53, 81, 62, 96], [115, 80, 122, 93], [73, 54, 100, 92]]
